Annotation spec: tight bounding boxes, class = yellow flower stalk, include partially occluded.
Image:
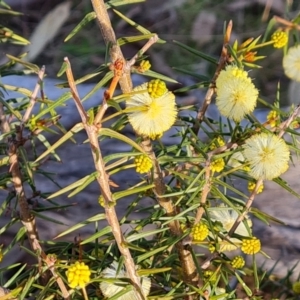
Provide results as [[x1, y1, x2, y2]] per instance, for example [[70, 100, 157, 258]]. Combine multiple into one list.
[[66, 261, 91, 289], [283, 45, 300, 82], [126, 82, 177, 139], [216, 65, 258, 122], [100, 261, 151, 300], [243, 133, 290, 180], [241, 237, 261, 255]]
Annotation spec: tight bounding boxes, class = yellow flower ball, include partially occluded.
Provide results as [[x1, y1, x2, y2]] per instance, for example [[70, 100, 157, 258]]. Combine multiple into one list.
[[147, 79, 167, 98], [231, 256, 245, 269], [216, 65, 258, 122], [271, 31, 288, 48], [210, 136, 225, 150], [243, 133, 290, 180], [211, 158, 225, 172], [139, 60, 151, 72], [283, 45, 300, 82], [292, 281, 300, 294], [203, 270, 217, 283], [126, 82, 177, 138], [134, 155, 153, 174], [241, 237, 261, 255], [266, 110, 279, 128], [66, 261, 91, 289], [191, 223, 209, 242], [248, 181, 264, 194]]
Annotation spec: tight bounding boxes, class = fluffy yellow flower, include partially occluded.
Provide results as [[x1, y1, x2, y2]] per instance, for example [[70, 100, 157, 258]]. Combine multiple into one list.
[[271, 31, 288, 48], [100, 261, 151, 300], [243, 133, 290, 180], [66, 261, 91, 289], [241, 237, 261, 255], [216, 65, 258, 122], [139, 60, 151, 72], [283, 45, 300, 82], [126, 82, 177, 139]]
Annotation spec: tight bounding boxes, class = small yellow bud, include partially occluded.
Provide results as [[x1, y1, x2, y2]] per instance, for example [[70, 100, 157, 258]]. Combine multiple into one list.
[[266, 110, 279, 128], [191, 223, 209, 242], [231, 255, 245, 269], [248, 181, 264, 194], [271, 31, 288, 48], [147, 79, 168, 98], [293, 281, 300, 294], [134, 155, 153, 174], [139, 60, 151, 72], [241, 237, 261, 255], [66, 261, 91, 289], [211, 158, 225, 173]]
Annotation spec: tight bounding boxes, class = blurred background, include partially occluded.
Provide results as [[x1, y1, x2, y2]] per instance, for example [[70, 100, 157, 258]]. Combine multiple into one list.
[[2, 0, 300, 104]]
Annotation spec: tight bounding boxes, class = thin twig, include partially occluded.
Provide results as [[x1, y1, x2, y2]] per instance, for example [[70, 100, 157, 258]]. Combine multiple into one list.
[[65, 57, 145, 300], [22, 66, 46, 123], [127, 34, 159, 68], [91, 0, 132, 93], [192, 20, 233, 135]]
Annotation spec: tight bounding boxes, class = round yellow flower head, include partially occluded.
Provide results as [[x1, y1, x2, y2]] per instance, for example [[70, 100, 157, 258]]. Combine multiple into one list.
[[139, 60, 151, 72], [283, 45, 300, 82], [216, 65, 258, 122], [231, 256, 245, 269], [126, 82, 177, 138], [66, 261, 91, 289], [248, 181, 264, 194], [147, 79, 168, 98], [210, 136, 225, 150], [210, 158, 225, 173], [191, 223, 209, 242], [241, 237, 261, 255], [293, 281, 300, 294], [266, 110, 279, 128], [271, 31, 288, 48], [243, 133, 290, 180], [134, 155, 153, 174], [203, 270, 217, 283], [100, 261, 151, 300]]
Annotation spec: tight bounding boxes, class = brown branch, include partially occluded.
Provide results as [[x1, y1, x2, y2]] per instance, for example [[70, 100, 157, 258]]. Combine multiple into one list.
[[22, 66, 46, 123], [91, 0, 132, 93], [65, 57, 145, 300], [192, 20, 233, 135]]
